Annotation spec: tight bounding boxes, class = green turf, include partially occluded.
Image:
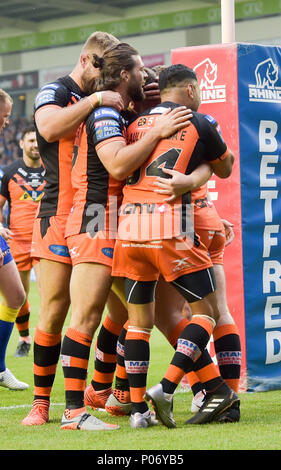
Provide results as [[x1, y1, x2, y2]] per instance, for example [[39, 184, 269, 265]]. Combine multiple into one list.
[[0, 282, 280, 451]]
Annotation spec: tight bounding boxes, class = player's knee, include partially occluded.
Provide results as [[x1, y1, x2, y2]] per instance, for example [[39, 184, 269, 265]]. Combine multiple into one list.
[[7, 286, 26, 310], [71, 309, 103, 336]]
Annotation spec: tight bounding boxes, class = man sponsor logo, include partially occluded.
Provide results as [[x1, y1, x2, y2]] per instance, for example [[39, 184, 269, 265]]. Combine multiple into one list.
[[194, 58, 226, 104], [125, 360, 149, 374], [216, 351, 242, 366], [248, 58, 281, 103], [49, 244, 70, 257], [177, 338, 201, 361], [117, 341, 125, 357], [61, 354, 71, 367], [95, 347, 104, 362]]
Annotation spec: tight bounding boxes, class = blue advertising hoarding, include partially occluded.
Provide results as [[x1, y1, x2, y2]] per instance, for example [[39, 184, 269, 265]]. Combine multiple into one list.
[[238, 43, 281, 391]]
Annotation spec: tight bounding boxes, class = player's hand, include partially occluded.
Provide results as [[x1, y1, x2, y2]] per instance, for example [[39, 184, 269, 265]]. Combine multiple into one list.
[[0, 248, 3, 267], [0, 225, 13, 240], [222, 219, 234, 246], [100, 91, 124, 112], [143, 81, 161, 106], [154, 107, 192, 139], [153, 168, 194, 202]]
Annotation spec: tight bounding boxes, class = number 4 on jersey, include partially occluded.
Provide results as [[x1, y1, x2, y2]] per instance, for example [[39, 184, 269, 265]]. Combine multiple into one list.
[[127, 148, 182, 185]]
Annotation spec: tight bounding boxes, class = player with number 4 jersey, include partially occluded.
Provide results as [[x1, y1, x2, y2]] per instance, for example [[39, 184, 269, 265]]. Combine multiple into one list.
[[113, 101, 230, 282], [112, 64, 238, 428]]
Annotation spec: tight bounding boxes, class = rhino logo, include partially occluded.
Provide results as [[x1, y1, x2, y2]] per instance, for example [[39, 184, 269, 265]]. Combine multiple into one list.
[[194, 58, 217, 89], [255, 58, 278, 88], [193, 58, 226, 104]]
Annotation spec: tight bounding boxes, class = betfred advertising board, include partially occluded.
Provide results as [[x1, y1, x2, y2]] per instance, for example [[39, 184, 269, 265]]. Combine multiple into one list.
[[171, 43, 281, 392], [237, 44, 281, 391]]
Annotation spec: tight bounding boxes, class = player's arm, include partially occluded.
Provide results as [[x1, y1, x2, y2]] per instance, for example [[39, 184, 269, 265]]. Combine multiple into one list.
[[35, 90, 124, 143], [201, 114, 234, 178], [97, 107, 193, 181], [153, 162, 213, 202], [0, 195, 13, 240], [222, 219, 235, 246], [210, 150, 234, 178]]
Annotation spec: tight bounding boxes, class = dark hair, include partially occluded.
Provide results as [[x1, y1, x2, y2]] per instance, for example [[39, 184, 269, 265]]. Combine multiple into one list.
[[152, 65, 167, 77], [20, 125, 36, 140], [159, 64, 197, 92], [95, 42, 140, 91], [92, 54, 105, 69], [144, 67, 157, 85]]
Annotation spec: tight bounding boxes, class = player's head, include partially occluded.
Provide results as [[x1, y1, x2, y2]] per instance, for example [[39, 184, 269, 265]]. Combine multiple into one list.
[[77, 31, 120, 94], [159, 64, 201, 111], [81, 31, 120, 58], [0, 89, 13, 132], [20, 125, 40, 163], [94, 42, 148, 103], [152, 64, 167, 78]]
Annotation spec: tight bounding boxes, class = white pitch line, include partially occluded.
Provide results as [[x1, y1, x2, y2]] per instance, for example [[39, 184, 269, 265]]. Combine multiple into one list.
[[0, 403, 107, 412], [0, 403, 64, 410]]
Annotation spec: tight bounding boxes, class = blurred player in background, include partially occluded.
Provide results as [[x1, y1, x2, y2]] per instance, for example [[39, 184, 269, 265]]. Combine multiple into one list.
[[0, 125, 45, 358], [22, 31, 124, 428], [0, 89, 27, 390]]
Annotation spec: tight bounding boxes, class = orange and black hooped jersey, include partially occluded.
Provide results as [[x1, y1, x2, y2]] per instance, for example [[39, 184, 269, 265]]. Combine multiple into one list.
[[65, 106, 130, 238], [0, 159, 45, 242], [34, 76, 86, 218], [119, 101, 228, 241]]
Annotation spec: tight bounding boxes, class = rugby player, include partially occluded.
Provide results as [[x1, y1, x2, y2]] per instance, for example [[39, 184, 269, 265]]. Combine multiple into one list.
[[22, 31, 124, 428], [60, 42, 192, 431], [0, 89, 27, 390], [111, 64, 239, 428], [0, 125, 45, 357]]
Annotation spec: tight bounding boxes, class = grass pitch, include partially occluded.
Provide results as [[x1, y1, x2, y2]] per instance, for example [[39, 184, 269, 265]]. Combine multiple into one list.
[[0, 282, 280, 452]]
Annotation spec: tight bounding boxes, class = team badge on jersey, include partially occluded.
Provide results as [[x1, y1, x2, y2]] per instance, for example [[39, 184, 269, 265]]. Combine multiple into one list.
[[20, 190, 44, 202]]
